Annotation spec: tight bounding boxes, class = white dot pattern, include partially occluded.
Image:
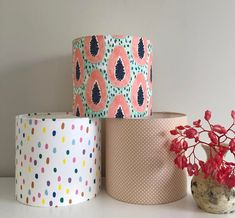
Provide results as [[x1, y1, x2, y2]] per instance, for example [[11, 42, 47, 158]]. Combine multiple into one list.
[[105, 112, 188, 205]]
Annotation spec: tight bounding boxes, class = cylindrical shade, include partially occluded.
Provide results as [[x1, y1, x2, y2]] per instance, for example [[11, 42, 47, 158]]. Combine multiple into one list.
[[72, 34, 153, 118], [15, 113, 101, 207], [105, 112, 187, 205]]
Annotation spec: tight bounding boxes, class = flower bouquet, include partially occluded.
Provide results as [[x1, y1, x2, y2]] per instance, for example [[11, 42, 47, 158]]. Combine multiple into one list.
[[170, 110, 235, 213]]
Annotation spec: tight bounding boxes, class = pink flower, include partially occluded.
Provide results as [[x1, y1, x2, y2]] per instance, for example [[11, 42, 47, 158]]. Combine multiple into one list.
[[184, 125, 191, 128], [225, 175, 235, 189], [182, 140, 188, 150], [187, 163, 199, 176], [231, 110, 235, 120], [199, 161, 206, 173], [215, 167, 231, 184], [170, 129, 178, 135], [208, 131, 218, 144], [204, 110, 212, 121], [202, 158, 217, 178], [193, 119, 201, 127], [212, 124, 227, 134], [176, 125, 185, 130], [184, 128, 197, 139], [169, 110, 235, 189], [174, 155, 187, 169], [170, 139, 183, 153]]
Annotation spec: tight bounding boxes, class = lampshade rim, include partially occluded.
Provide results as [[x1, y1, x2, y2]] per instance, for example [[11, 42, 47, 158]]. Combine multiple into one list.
[[105, 111, 187, 120], [15, 112, 96, 121], [72, 34, 152, 45]]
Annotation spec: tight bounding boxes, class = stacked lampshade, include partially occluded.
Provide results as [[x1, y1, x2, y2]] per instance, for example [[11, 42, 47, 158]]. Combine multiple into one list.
[[15, 34, 187, 207], [72, 35, 153, 118], [72, 35, 187, 204]]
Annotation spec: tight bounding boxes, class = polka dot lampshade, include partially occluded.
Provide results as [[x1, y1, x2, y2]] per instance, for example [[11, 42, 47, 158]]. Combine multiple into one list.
[[15, 113, 101, 207], [105, 112, 187, 204]]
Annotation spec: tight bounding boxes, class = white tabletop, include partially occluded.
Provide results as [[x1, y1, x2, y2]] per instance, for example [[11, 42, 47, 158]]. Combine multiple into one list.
[[0, 178, 232, 218]]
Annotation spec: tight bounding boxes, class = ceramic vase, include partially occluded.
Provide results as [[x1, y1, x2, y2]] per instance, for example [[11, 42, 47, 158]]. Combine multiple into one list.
[[191, 145, 235, 214]]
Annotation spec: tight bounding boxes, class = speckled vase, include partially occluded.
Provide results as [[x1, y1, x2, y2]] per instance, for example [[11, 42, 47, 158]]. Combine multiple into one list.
[[191, 145, 235, 214]]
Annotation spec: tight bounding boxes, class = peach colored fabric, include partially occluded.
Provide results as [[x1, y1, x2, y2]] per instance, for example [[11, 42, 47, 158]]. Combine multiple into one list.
[[105, 112, 187, 205]]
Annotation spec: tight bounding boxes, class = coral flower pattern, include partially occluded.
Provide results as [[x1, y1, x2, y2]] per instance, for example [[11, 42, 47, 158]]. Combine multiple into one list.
[[108, 95, 130, 118], [107, 46, 131, 88], [72, 35, 153, 118], [73, 94, 84, 117], [84, 35, 105, 63], [85, 70, 107, 112], [73, 48, 84, 87], [170, 110, 235, 189]]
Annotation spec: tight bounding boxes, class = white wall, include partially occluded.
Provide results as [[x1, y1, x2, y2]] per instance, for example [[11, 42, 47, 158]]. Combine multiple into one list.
[[0, 0, 235, 176]]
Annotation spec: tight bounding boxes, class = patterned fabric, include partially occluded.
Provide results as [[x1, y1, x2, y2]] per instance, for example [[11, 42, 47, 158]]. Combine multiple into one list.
[[72, 35, 153, 118], [15, 113, 101, 207], [105, 112, 187, 205]]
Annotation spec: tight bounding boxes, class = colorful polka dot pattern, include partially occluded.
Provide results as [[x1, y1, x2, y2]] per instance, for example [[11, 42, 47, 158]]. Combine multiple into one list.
[[72, 35, 153, 118], [15, 113, 101, 207]]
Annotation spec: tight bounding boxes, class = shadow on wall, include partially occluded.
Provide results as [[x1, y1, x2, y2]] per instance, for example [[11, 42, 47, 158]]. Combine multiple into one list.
[[0, 56, 73, 176]]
